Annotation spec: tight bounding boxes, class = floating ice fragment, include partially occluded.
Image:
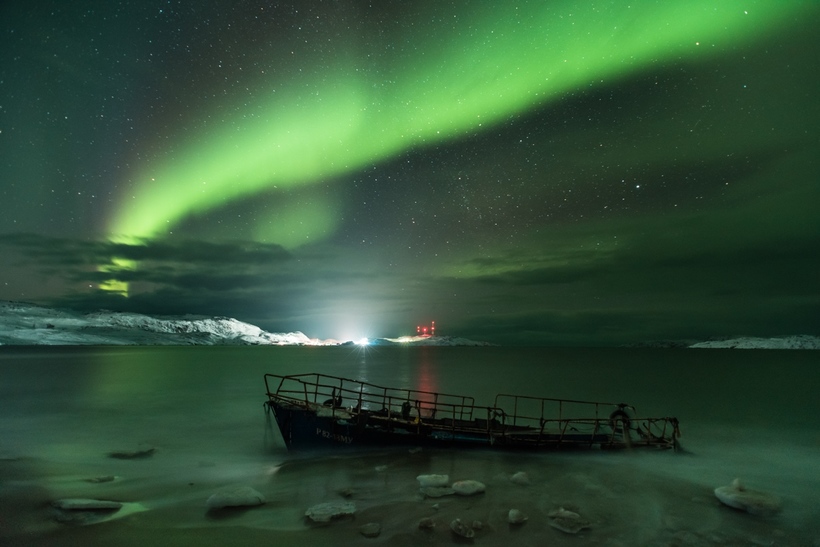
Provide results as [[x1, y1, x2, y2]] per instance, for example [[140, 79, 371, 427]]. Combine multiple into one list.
[[714, 478, 782, 516], [206, 486, 265, 509], [452, 479, 485, 496], [510, 471, 531, 485], [51, 499, 147, 525], [420, 486, 454, 498], [548, 507, 591, 534], [360, 522, 381, 538], [53, 499, 122, 511], [108, 444, 155, 459], [305, 501, 356, 523], [85, 475, 117, 483], [416, 474, 449, 487], [449, 518, 475, 538], [508, 508, 528, 524]]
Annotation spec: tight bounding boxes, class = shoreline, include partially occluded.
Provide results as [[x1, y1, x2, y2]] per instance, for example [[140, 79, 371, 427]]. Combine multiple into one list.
[[2, 445, 816, 546]]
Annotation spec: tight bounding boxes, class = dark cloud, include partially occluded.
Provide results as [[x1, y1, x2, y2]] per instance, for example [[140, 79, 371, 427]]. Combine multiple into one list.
[[0, 232, 294, 313], [0, 233, 290, 267]]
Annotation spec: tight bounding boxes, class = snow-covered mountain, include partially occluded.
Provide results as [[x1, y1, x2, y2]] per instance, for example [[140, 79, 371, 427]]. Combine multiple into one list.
[[0, 301, 490, 347], [688, 335, 820, 350], [3, 301, 813, 348], [630, 335, 820, 349], [0, 301, 328, 346]]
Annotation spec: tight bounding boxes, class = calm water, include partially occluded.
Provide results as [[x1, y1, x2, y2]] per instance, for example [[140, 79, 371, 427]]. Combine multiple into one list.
[[1, 346, 818, 545]]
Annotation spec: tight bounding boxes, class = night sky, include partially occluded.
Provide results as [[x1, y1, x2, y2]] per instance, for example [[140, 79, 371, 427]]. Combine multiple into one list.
[[1, 1, 818, 345]]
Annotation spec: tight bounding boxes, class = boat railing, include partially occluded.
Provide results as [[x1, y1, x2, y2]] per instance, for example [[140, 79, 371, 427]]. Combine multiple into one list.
[[494, 393, 623, 425], [265, 373, 679, 449], [265, 372, 477, 423], [490, 393, 679, 448]]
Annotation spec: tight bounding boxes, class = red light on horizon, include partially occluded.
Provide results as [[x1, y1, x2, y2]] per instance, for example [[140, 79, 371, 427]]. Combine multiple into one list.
[[416, 320, 436, 337]]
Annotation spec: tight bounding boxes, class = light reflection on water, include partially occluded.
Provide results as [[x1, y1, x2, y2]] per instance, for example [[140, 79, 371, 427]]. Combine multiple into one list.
[[415, 347, 440, 396]]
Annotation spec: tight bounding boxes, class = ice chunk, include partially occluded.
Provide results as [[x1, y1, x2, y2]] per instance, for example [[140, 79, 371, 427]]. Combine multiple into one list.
[[714, 478, 781, 516], [416, 474, 449, 487], [206, 486, 265, 509], [452, 479, 485, 495], [305, 501, 356, 523]]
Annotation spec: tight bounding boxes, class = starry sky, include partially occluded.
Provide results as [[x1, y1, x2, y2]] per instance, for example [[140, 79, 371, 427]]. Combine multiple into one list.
[[1, 1, 818, 345]]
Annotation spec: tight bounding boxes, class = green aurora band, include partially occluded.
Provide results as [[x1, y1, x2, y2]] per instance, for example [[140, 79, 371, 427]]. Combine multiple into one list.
[[107, 1, 809, 259]]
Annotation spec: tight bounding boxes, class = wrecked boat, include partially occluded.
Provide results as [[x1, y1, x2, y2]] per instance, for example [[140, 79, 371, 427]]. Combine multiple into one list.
[[264, 372, 680, 451]]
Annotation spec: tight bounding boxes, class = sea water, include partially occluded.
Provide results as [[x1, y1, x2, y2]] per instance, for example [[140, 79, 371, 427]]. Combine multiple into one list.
[[0, 346, 818, 545]]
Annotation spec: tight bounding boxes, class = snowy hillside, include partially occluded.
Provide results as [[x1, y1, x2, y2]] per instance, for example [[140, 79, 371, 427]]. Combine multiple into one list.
[[689, 335, 820, 350], [0, 301, 326, 346], [5, 301, 810, 348], [0, 301, 491, 347]]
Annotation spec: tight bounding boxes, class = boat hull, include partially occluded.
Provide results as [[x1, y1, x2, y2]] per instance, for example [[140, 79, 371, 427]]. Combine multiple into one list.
[[267, 400, 644, 451], [264, 372, 680, 452], [270, 401, 433, 449]]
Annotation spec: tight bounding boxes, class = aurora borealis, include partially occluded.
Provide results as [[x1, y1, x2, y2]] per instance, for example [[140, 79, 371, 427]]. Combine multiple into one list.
[[1, 1, 819, 345]]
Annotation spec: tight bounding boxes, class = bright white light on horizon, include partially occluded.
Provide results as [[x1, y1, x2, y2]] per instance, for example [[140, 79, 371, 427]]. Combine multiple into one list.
[[356, 337, 369, 346], [390, 336, 421, 344]]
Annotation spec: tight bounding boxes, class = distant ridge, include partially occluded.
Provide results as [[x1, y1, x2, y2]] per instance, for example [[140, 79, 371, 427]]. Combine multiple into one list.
[[0, 301, 319, 346], [688, 335, 820, 350], [628, 335, 820, 350], [0, 301, 490, 347], [2, 301, 813, 348]]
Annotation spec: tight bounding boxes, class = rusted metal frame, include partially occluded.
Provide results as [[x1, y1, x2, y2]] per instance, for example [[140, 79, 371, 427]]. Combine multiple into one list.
[[590, 418, 601, 448], [538, 399, 547, 447], [309, 375, 320, 405], [303, 378, 312, 408], [498, 393, 622, 410], [644, 417, 675, 447], [485, 407, 494, 445], [513, 396, 519, 427], [558, 419, 570, 445], [606, 416, 619, 447]]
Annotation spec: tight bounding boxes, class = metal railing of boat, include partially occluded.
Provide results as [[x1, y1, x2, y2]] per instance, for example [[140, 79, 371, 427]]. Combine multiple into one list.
[[264, 372, 477, 422], [264, 373, 680, 449], [491, 393, 679, 448]]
